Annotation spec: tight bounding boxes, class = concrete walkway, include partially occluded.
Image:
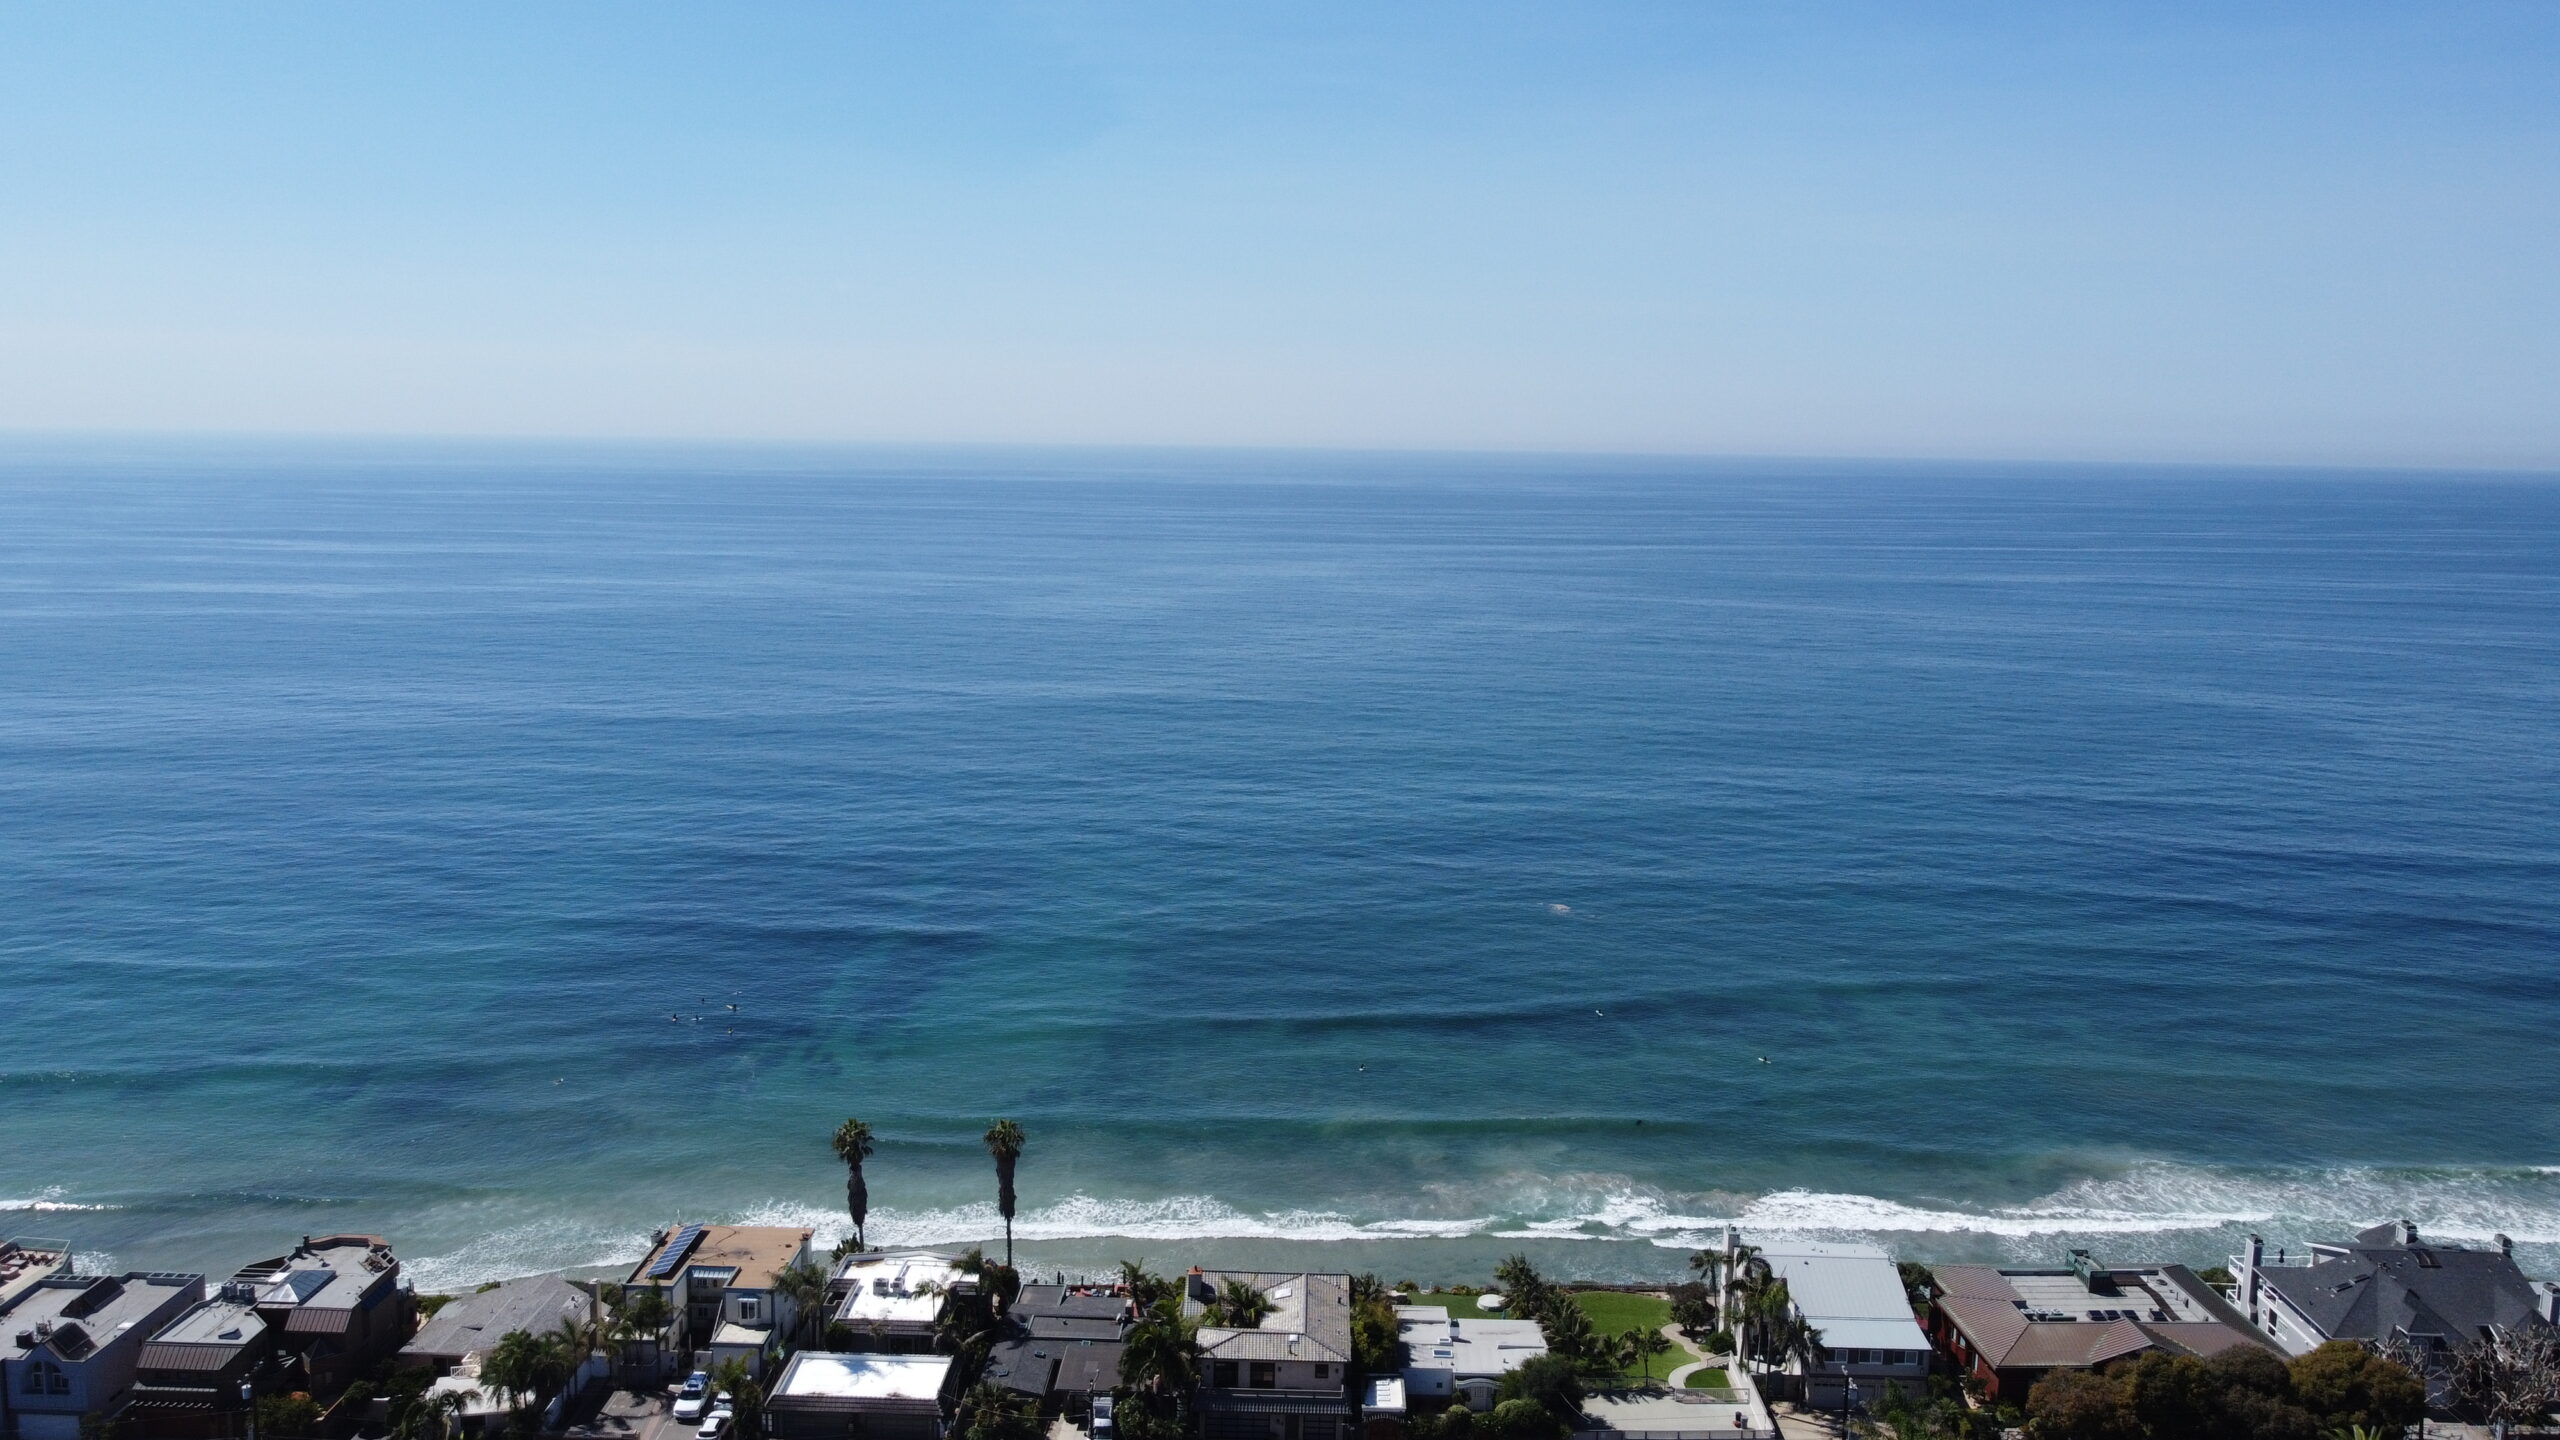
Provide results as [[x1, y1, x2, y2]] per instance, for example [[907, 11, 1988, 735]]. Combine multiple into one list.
[[1657, 1323, 1727, 1389]]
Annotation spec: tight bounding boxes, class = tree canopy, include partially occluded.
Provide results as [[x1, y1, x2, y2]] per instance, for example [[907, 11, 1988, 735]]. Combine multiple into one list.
[[2025, 1342, 2425, 1440]]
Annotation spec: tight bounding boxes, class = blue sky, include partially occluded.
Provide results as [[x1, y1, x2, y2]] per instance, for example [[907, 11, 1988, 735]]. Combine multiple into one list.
[[3, 3, 2555, 464]]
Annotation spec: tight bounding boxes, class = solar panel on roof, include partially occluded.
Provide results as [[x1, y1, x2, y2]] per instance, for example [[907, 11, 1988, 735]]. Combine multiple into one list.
[[647, 1225, 706, 1280]]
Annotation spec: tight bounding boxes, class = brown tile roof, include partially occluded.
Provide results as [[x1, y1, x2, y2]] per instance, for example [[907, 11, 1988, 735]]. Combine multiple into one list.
[[1936, 1296, 2153, 1371], [2138, 1321, 2267, 1359], [1929, 1266, 2024, 1303], [137, 1343, 236, 1372], [631, 1225, 812, 1291]]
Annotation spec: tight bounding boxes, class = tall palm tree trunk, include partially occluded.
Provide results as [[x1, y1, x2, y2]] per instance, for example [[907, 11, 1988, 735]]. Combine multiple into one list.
[[983, 1120, 1025, 1271]]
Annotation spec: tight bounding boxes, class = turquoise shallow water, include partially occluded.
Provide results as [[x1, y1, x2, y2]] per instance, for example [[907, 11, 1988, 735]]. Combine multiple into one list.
[[3, 440, 2556, 1289]]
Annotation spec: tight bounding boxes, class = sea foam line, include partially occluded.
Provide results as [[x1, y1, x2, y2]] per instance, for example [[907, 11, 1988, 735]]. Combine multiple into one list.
[[388, 1159, 2560, 1291], [0, 1187, 118, 1213]]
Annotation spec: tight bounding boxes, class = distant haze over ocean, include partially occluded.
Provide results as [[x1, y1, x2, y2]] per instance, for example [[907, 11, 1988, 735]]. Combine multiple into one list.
[[3, 440, 2554, 1290]]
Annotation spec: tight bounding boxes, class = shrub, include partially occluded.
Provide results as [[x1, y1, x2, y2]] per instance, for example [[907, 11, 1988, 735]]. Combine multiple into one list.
[[2288, 1341, 2424, 1432], [1478, 1400, 1565, 1440], [2024, 1369, 2140, 1440], [256, 1395, 323, 1440], [1497, 1354, 1584, 1421]]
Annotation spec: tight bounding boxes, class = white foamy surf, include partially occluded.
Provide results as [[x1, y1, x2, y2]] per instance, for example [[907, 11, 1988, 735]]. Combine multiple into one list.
[[0, 1188, 118, 1213], [386, 1158, 2560, 1291]]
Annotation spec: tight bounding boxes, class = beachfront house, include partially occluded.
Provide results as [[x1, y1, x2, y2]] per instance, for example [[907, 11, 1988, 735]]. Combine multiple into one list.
[[1723, 1235, 1930, 1410], [2232, 1221, 2559, 1390], [402, 1273, 599, 1373], [626, 1224, 816, 1373], [1391, 1305, 1547, 1412], [229, 1236, 410, 1397], [1187, 1270, 1354, 1440], [765, 1351, 956, 1440], [979, 1283, 1129, 1419], [1930, 1252, 2274, 1404], [0, 1272, 206, 1440], [832, 1251, 973, 1355], [128, 1286, 288, 1436]]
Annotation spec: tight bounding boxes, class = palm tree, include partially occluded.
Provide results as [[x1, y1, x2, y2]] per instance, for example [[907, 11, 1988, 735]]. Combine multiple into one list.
[[553, 1313, 598, 1366], [831, 1118, 876, 1253], [1729, 1267, 1783, 1370], [1539, 1297, 1602, 1375], [481, 1330, 550, 1427], [610, 1288, 672, 1382], [982, 1119, 1025, 1270], [1779, 1315, 1821, 1383], [1120, 1293, 1203, 1398], [1719, 1243, 1763, 1326], [951, 1245, 1020, 1317], [398, 1387, 473, 1440], [770, 1257, 832, 1351], [1686, 1248, 1727, 1293], [709, 1357, 765, 1440], [1631, 1329, 1674, 1382], [1494, 1255, 1553, 1317], [1204, 1279, 1273, 1329], [1119, 1261, 1175, 1309]]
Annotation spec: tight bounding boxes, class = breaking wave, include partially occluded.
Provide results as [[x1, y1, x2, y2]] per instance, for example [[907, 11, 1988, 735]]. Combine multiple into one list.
[[0, 1188, 119, 1213], [388, 1160, 2560, 1290]]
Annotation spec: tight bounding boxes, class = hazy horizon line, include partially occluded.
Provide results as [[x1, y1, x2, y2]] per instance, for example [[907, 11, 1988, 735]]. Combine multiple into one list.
[[5, 425, 2558, 482]]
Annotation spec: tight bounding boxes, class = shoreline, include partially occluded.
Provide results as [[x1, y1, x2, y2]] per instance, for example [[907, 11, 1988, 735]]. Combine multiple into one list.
[[26, 1163, 2560, 1298]]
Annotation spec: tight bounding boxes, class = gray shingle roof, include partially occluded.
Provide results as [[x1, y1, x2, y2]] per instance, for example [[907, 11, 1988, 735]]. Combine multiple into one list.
[[2260, 1233, 2548, 1347], [981, 1339, 1057, 1399], [1009, 1286, 1130, 1343], [1189, 1272, 1353, 1365], [403, 1275, 592, 1362]]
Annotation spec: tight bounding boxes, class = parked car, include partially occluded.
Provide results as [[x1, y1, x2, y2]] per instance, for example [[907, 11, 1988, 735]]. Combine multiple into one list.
[[672, 1374, 713, 1422], [1090, 1395, 1114, 1440], [697, 1408, 733, 1440]]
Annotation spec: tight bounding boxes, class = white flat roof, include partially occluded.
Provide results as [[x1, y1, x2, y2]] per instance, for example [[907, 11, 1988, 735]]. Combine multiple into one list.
[[836, 1253, 963, 1328], [776, 1352, 952, 1402], [1394, 1307, 1550, 1379], [1748, 1240, 1930, 1353], [1364, 1376, 1407, 1414]]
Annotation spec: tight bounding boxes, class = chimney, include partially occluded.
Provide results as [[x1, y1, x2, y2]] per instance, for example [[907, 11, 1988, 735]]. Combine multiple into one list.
[[2537, 1282, 2560, 1326], [2241, 1235, 2264, 1322], [2397, 1220, 2419, 1246], [2496, 1234, 2514, 1259]]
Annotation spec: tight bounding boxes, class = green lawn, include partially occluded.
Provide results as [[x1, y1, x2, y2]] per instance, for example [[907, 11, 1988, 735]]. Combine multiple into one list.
[[1403, 1290, 1690, 1388], [1569, 1291, 1672, 1336], [1681, 1369, 1731, 1390]]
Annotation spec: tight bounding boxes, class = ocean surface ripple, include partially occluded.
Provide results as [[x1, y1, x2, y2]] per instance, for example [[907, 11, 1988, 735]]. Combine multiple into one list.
[[3, 442, 2555, 1288]]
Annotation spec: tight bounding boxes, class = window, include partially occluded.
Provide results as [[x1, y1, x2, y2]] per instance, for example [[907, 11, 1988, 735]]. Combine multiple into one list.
[[1313, 1364, 1329, 1380], [1250, 1362, 1277, 1390], [25, 1360, 69, 1396], [1213, 1362, 1239, 1389], [738, 1299, 760, 1323]]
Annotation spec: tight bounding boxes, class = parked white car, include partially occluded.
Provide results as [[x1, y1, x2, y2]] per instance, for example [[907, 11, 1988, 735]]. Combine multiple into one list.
[[697, 1408, 733, 1440], [672, 1373, 714, 1423]]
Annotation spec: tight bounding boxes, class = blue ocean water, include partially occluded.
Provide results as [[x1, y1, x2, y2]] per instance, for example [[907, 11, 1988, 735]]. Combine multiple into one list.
[[3, 440, 2556, 1291]]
